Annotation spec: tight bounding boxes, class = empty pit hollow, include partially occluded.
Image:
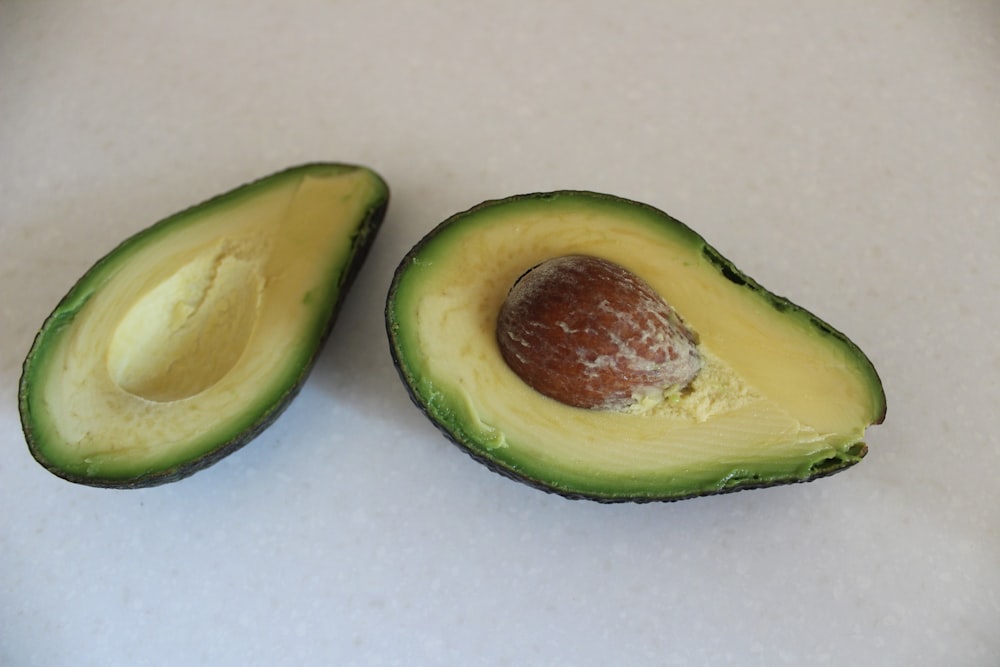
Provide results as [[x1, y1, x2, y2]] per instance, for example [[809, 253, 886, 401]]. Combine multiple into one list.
[[106, 246, 264, 402]]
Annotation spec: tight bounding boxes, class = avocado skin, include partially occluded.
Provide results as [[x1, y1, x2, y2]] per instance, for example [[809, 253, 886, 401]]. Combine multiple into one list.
[[19, 163, 389, 488], [385, 191, 885, 503]]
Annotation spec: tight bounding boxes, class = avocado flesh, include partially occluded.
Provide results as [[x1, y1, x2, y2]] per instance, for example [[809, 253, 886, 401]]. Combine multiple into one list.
[[387, 192, 885, 502], [20, 163, 389, 487]]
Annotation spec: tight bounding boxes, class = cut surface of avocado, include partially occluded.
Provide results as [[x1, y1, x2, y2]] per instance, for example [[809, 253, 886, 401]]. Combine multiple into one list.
[[386, 191, 885, 502], [20, 163, 389, 487]]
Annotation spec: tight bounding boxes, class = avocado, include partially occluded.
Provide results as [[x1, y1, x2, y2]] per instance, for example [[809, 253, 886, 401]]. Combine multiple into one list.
[[385, 191, 885, 502], [19, 163, 389, 488]]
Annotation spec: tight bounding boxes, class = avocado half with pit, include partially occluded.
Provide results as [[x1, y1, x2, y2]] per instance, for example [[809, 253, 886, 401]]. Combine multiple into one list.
[[19, 163, 389, 488], [385, 191, 886, 502]]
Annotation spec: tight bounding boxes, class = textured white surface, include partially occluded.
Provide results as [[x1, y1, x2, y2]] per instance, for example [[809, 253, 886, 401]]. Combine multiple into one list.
[[1, 2, 998, 665]]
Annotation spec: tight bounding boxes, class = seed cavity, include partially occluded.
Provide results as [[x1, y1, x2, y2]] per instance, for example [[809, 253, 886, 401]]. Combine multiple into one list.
[[107, 239, 265, 402]]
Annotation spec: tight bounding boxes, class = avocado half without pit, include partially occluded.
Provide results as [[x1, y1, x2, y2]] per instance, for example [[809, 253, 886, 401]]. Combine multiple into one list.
[[385, 191, 886, 502], [19, 163, 389, 488]]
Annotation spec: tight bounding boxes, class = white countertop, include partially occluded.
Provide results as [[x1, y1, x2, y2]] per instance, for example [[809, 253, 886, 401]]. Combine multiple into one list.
[[2, 2, 998, 665]]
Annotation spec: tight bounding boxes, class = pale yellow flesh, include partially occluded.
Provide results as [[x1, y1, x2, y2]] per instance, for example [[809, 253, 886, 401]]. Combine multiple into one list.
[[41, 170, 378, 473], [404, 206, 872, 483]]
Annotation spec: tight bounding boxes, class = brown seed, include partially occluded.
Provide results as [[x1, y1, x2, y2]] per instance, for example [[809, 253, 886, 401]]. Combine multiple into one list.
[[496, 255, 701, 410]]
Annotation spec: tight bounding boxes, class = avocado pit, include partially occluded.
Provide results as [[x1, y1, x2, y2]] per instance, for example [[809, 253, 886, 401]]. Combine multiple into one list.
[[495, 255, 701, 411]]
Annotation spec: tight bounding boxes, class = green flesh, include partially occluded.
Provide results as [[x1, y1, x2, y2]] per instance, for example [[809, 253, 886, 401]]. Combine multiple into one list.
[[20, 163, 389, 487], [386, 192, 885, 502]]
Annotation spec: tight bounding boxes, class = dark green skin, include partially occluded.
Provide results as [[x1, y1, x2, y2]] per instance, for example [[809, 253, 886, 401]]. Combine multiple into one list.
[[386, 191, 886, 503], [19, 163, 389, 488]]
